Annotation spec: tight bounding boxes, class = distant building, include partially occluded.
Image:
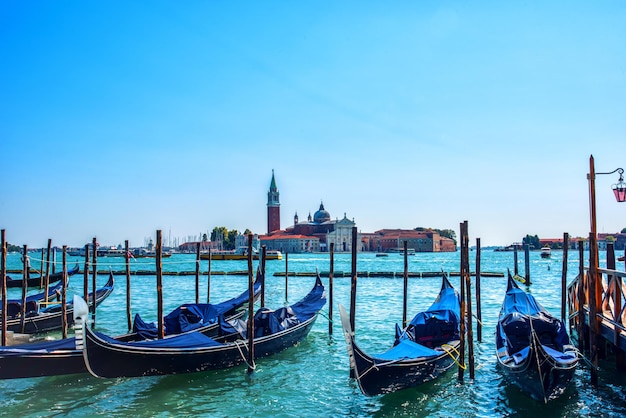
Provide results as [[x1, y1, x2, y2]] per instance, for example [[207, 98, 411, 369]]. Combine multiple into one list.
[[361, 229, 456, 253], [267, 170, 280, 234]]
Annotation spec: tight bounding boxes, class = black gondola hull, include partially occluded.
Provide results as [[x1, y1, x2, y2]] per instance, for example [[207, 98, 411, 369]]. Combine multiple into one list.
[[83, 316, 318, 378]]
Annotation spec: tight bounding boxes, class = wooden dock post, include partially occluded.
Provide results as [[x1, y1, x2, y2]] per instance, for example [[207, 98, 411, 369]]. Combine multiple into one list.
[[83, 243, 89, 306], [91, 237, 97, 329], [207, 248, 211, 303], [39, 248, 44, 290], [458, 223, 466, 381], [246, 233, 255, 373], [20, 245, 28, 334], [463, 221, 475, 379], [349, 226, 358, 331], [329, 243, 334, 335], [402, 240, 408, 329], [588, 232, 599, 385], [1, 229, 7, 347], [61, 246, 67, 339], [125, 240, 132, 331], [284, 252, 289, 303], [576, 240, 586, 352], [195, 242, 201, 304], [523, 244, 531, 286], [261, 245, 267, 307], [156, 230, 164, 339], [514, 245, 519, 276], [561, 233, 569, 322], [44, 239, 52, 306], [476, 237, 482, 343]]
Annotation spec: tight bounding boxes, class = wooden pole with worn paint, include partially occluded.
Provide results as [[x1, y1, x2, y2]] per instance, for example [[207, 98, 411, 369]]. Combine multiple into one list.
[[464, 221, 475, 379], [261, 245, 267, 307], [349, 226, 358, 331], [576, 240, 585, 352], [588, 232, 599, 385], [91, 237, 97, 329], [402, 240, 408, 328], [328, 242, 334, 335], [20, 245, 28, 334], [284, 252, 289, 303], [524, 244, 531, 286], [514, 246, 519, 276], [61, 246, 68, 339], [1, 229, 7, 346], [83, 243, 89, 306], [195, 242, 201, 304], [44, 239, 52, 307], [39, 248, 45, 289], [561, 233, 569, 322], [207, 248, 211, 303], [125, 240, 132, 331], [458, 223, 466, 381], [156, 230, 164, 339], [476, 237, 482, 343], [247, 233, 255, 373]]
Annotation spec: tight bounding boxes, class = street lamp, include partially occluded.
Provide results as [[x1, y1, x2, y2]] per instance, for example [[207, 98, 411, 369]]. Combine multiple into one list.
[[611, 168, 626, 203]]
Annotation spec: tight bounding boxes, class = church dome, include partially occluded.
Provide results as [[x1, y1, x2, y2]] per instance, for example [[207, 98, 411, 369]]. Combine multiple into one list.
[[313, 202, 331, 223]]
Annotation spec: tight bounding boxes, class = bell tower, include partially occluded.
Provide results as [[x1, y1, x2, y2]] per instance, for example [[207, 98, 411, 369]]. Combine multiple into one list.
[[267, 170, 280, 233]]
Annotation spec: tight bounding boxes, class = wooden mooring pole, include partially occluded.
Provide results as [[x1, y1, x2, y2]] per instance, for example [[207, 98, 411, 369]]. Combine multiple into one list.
[[349, 226, 358, 332], [61, 246, 67, 339], [463, 221, 475, 379], [125, 240, 132, 331], [45, 239, 52, 306], [576, 240, 586, 353], [91, 237, 97, 329], [402, 240, 408, 329], [83, 243, 89, 307], [458, 222, 466, 381], [20, 245, 28, 334], [523, 244, 531, 286], [261, 245, 267, 308], [476, 237, 482, 343], [156, 230, 164, 339], [284, 252, 289, 303], [207, 248, 211, 303], [588, 232, 599, 385], [561, 233, 569, 322], [1, 229, 7, 346], [247, 233, 255, 373], [329, 243, 334, 335], [195, 242, 201, 304]]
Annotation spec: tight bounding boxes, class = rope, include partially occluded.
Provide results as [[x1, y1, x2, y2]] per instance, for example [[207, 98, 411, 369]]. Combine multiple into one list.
[[233, 340, 256, 370], [441, 343, 466, 370]]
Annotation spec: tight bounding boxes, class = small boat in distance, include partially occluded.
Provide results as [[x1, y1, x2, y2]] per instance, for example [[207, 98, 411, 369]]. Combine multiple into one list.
[[540, 246, 551, 258], [200, 247, 282, 261], [387, 248, 416, 255]]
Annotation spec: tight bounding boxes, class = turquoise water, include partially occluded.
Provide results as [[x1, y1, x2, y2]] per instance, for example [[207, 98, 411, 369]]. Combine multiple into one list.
[[1, 250, 625, 417]]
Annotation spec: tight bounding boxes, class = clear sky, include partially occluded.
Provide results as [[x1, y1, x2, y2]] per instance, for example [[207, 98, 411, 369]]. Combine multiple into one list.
[[1, 2, 625, 248]]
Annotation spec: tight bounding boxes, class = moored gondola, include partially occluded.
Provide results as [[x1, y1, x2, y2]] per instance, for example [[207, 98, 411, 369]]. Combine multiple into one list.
[[339, 273, 461, 396], [2, 264, 80, 288], [495, 270, 578, 403], [79, 274, 326, 378], [0, 272, 262, 379], [1, 271, 114, 334]]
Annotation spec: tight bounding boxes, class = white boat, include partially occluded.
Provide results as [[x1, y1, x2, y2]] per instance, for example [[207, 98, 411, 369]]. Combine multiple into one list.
[[540, 246, 551, 258]]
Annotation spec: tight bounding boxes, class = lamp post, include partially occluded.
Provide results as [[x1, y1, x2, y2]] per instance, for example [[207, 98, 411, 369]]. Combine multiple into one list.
[[586, 154, 625, 385]]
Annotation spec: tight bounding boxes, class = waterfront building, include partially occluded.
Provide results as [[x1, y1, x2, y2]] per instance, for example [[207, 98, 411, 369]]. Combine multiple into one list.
[[361, 229, 456, 253]]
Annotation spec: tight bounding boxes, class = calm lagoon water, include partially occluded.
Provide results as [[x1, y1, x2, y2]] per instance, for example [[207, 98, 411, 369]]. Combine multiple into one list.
[[1, 250, 625, 417]]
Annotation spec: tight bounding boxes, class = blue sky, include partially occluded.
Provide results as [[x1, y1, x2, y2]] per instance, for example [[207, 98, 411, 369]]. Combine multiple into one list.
[[1, 2, 625, 248]]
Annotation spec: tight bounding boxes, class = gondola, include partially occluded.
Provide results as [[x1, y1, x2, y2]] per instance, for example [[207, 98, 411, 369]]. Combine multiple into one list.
[[1, 271, 114, 334], [0, 272, 262, 379], [2, 264, 80, 288], [339, 273, 461, 396], [496, 270, 578, 403], [1, 280, 64, 317], [79, 274, 326, 378]]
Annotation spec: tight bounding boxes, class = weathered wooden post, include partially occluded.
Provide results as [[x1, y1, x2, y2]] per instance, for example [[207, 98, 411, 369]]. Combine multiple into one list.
[[39, 248, 45, 289], [514, 245, 519, 276], [207, 248, 211, 303], [44, 239, 52, 306], [402, 240, 409, 328], [195, 242, 201, 304], [83, 243, 89, 306], [458, 223, 466, 381], [588, 232, 599, 385], [523, 243, 531, 286], [61, 246, 68, 339], [284, 252, 289, 303], [577, 240, 585, 352], [91, 237, 97, 329], [349, 226, 358, 331], [329, 243, 334, 335], [476, 237, 482, 343], [125, 240, 132, 331], [20, 245, 28, 333], [156, 230, 164, 339], [463, 221, 475, 379], [1, 229, 7, 346], [260, 246, 267, 307], [247, 233, 255, 373], [561, 233, 569, 322]]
